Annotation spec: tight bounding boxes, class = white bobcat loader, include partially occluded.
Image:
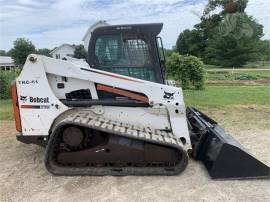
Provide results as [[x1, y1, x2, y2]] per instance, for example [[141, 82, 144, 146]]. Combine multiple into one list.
[[12, 23, 269, 179]]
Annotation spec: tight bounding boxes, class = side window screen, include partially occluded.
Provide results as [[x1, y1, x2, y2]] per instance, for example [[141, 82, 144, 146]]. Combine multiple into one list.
[[123, 39, 151, 67], [94, 34, 156, 82], [95, 35, 121, 66]]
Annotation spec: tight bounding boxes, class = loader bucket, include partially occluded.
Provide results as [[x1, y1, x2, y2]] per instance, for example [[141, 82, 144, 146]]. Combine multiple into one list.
[[187, 107, 269, 180]]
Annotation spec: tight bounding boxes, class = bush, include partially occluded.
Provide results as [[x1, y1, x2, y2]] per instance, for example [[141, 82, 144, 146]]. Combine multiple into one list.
[[235, 74, 258, 80], [166, 53, 206, 89], [0, 70, 20, 99]]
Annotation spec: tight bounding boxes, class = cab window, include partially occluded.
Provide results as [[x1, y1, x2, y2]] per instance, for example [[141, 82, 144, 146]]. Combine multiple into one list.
[[94, 34, 156, 82]]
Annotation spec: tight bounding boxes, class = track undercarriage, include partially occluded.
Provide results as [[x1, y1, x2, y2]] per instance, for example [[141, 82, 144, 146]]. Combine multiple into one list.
[[45, 110, 188, 175]]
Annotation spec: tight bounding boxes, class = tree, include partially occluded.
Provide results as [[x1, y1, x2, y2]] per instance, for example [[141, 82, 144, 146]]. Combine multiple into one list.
[[175, 0, 264, 67], [166, 53, 206, 89], [176, 29, 205, 57], [9, 38, 36, 66], [176, 14, 222, 58], [0, 50, 7, 56], [203, 0, 248, 16], [204, 14, 263, 66], [74, 44, 87, 59], [36, 48, 51, 57], [258, 40, 270, 65], [163, 48, 174, 59]]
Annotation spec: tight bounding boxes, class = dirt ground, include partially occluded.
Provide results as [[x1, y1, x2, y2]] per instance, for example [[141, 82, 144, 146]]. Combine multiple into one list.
[[0, 106, 269, 202]]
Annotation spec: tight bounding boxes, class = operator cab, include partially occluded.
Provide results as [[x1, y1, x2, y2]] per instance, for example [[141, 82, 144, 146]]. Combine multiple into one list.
[[87, 23, 166, 84]]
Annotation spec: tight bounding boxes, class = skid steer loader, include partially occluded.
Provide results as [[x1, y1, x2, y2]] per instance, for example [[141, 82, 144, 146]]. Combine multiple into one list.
[[12, 23, 269, 179]]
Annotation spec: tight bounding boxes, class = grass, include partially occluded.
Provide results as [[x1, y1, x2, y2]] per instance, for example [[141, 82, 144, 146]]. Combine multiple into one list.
[[207, 70, 270, 81], [243, 63, 270, 69], [205, 63, 270, 69], [0, 99, 13, 120], [184, 85, 270, 108]]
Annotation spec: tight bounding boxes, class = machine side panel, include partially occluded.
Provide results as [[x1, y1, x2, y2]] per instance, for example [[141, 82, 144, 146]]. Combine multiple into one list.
[[41, 55, 191, 150], [47, 74, 171, 131], [16, 55, 68, 136]]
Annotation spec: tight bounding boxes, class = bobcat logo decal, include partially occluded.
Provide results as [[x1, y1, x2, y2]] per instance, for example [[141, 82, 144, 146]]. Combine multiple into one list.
[[163, 91, 175, 100], [20, 95, 27, 102]]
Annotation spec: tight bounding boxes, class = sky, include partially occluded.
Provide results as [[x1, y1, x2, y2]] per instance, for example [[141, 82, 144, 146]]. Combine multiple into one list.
[[0, 0, 269, 51]]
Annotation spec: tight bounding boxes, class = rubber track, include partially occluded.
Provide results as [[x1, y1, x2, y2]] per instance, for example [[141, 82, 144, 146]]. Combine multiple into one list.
[[45, 110, 188, 176]]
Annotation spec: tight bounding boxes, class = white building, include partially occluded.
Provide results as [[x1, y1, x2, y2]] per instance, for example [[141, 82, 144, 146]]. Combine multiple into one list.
[[0, 56, 18, 71], [50, 44, 76, 59], [82, 20, 109, 51]]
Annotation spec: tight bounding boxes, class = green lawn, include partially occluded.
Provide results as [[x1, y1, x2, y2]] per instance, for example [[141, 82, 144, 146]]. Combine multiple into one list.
[[184, 85, 270, 108], [0, 99, 13, 120]]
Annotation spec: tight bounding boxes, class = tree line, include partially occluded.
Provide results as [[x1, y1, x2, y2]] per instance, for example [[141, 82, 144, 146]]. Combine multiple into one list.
[[0, 38, 86, 67], [165, 0, 270, 90], [175, 0, 270, 67]]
